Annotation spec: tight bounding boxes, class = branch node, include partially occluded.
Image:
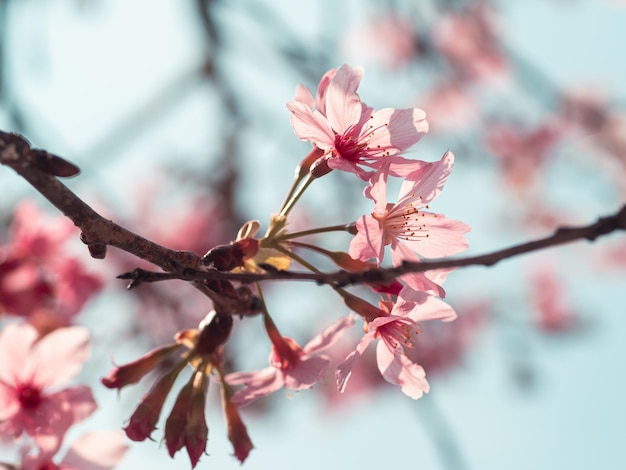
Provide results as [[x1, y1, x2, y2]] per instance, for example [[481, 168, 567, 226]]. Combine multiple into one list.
[[88, 243, 108, 259]]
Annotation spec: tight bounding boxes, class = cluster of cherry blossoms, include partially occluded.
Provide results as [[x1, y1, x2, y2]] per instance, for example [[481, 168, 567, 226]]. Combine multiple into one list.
[[1, 64, 469, 468], [0, 204, 128, 469], [98, 64, 469, 466], [0, 323, 128, 469]]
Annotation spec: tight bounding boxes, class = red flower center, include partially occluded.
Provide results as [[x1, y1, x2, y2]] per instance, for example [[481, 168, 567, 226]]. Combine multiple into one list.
[[270, 337, 302, 370], [16, 383, 42, 409]]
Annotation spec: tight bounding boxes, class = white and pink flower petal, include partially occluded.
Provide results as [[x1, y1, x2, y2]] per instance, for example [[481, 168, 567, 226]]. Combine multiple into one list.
[[376, 342, 429, 399], [349, 215, 386, 263], [398, 150, 455, 205], [30, 326, 90, 389], [228, 367, 284, 407], [325, 64, 365, 133], [304, 314, 356, 356], [284, 355, 330, 390], [287, 102, 336, 150], [336, 330, 376, 393]]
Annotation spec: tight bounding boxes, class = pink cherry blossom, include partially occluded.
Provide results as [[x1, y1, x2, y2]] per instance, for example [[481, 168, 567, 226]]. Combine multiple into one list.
[[0, 201, 102, 332], [349, 150, 470, 265], [432, 2, 509, 83], [485, 121, 562, 190], [341, 15, 419, 69], [422, 82, 478, 133], [293, 67, 337, 115], [530, 263, 579, 334], [287, 64, 429, 180], [337, 288, 456, 400], [20, 431, 128, 470], [0, 323, 97, 455], [225, 315, 355, 406]]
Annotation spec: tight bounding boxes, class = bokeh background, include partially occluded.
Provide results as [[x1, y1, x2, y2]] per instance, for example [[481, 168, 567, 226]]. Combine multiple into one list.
[[1, 0, 626, 469]]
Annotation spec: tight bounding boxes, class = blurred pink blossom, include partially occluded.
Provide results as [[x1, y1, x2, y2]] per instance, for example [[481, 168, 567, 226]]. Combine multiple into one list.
[[530, 264, 579, 334], [20, 431, 128, 470], [485, 121, 562, 190], [0, 323, 97, 455], [422, 83, 478, 133], [109, 192, 229, 343], [341, 15, 419, 69], [432, 2, 509, 83], [0, 201, 102, 333]]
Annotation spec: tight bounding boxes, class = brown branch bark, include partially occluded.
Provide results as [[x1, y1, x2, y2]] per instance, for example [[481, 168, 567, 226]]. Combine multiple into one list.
[[117, 203, 626, 287], [0, 131, 234, 308], [3, 130, 625, 294]]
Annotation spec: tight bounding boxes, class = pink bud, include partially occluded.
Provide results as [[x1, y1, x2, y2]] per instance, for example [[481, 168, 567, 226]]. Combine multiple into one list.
[[184, 376, 209, 468], [341, 291, 386, 323], [221, 384, 254, 464], [124, 360, 186, 441], [164, 378, 195, 457], [102, 343, 182, 389]]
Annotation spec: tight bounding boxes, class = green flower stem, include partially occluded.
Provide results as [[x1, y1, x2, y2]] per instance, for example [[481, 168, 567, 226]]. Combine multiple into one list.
[[278, 171, 306, 216], [276, 223, 356, 241], [279, 173, 314, 218]]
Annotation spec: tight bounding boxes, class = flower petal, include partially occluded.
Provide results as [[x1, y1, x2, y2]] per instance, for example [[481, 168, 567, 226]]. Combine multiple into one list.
[[304, 314, 356, 356], [349, 215, 385, 264], [398, 288, 458, 322], [364, 108, 428, 155], [25, 386, 97, 456], [0, 323, 39, 384], [62, 431, 129, 470], [376, 341, 429, 399], [391, 244, 446, 297], [398, 150, 454, 204], [400, 212, 470, 259], [286, 102, 335, 149], [228, 367, 284, 407], [325, 64, 364, 133], [294, 84, 315, 108], [336, 330, 376, 393], [30, 326, 90, 389], [284, 355, 330, 390], [0, 380, 19, 420]]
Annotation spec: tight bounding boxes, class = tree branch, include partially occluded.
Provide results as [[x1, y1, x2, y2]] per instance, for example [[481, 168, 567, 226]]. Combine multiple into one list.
[[117, 205, 626, 288], [0, 131, 234, 307], [3, 130, 625, 295]]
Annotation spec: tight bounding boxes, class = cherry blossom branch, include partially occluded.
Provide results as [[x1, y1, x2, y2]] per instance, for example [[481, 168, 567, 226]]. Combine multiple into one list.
[[0, 131, 233, 304], [118, 203, 626, 287], [3, 130, 625, 294]]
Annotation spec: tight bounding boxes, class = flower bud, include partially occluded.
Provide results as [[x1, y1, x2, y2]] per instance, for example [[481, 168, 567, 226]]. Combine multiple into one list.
[[195, 314, 233, 356], [221, 383, 253, 464], [102, 343, 182, 390], [310, 155, 332, 178], [184, 375, 209, 468], [296, 146, 325, 177], [164, 377, 195, 457], [341, 291, 386, 323], [124, 359, 187, 441], [201, 244, 244, 271]]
